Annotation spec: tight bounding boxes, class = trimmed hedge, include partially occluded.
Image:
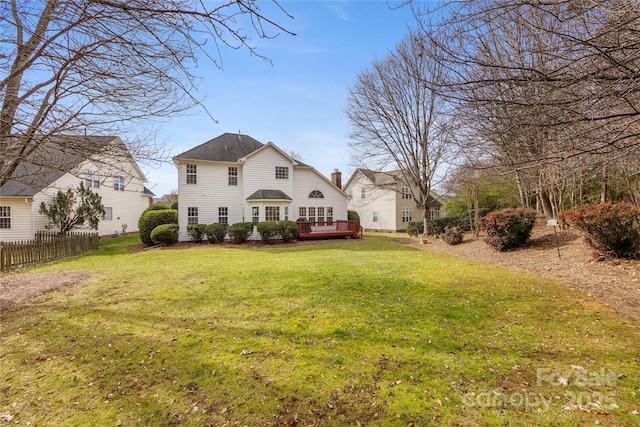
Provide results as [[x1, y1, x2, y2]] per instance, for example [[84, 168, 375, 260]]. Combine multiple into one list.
[[278, 220, 298, 243], [205, 223, 228, 244], [406, 220, 424, 237], [481, 208, 537, 251], [150, 223, 179, 245], [186, 224, 206, 243], [256, 221, 299, 244], [138, 209, 178, 246], [228, 222, 254, 244], [348, 210, 361, 224], [257, 221, 279, 244], [562, 202, 640, 259]]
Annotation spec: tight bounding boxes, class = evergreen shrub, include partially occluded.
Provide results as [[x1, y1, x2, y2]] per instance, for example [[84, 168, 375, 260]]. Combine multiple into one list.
[[205, 223, 228, 244], [442, 226, 464, 245], [186, 224, 206, 243], [138, 209, 178, 246], [150, 223, 179, 245], [481, 208, 537, 251], [228, 222, 254, 243]]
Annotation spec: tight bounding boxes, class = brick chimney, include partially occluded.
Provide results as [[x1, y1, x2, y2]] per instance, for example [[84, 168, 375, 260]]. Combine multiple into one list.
[[331, 169, 342, 189]]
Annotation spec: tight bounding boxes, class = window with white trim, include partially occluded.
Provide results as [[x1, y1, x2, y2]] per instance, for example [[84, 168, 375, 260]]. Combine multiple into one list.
[[360, 187, 366, 199], [186, 164, 197, 184], [275, 166, 288, 180], [218, 207, 228, 224], [0, 206, 11, 229], [188, 207, 198, 225], [252, 206, 259, 225], [402, 207, 412, 223], [326, 207, 333, 222], [284, 206, 289, 221], [309, 190, 324, 198], [299, 207, 306, 218], [401, 186, 412, 199], [265, 206, 280, 221], [113, 176, 125, 191], [308, 207, 316, 222], [104, 207, 113, 221], [348, 189, 353, 199], [372, 210, 378, 222], [317, 207, 324, 223], [228, 167, 238, 186], [85, 170, 100, 188], [430, 209, 441, 220]]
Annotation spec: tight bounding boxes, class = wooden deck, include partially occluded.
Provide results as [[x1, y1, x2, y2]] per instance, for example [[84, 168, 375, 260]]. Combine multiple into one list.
[[296, 220, 362, 240]]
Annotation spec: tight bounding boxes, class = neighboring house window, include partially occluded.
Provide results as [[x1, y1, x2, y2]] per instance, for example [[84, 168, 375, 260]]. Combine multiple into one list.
[[360, 187, 366, 199], [284, 206, 289, 221], [113, 176, 125, 191], [326, 207, 333, 222], [275, 166, 288, 180], [372, 211, 378, 222], [228, 167, 238, 186], [348, 189, 353, 199], [104, 207, 113, 221], [401, 186, 412, 199], [265, 206, 280, 221], [188, 207, 199, 225], [317, 207, 324, 223], [186, 164, 197, 184], [430, 209, 441, 220], [0, 206, 11, 229], [402, 207, 412, 223], [85, 170, 100, 188], [299, 207, 306, 218], [252, 206, 259, 225], [308, 207, 316, 222], [309, 190, 324, 198], [218, 207, 228, 224]]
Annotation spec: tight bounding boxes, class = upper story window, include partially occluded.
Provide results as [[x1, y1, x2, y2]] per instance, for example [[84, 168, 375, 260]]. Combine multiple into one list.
[[228, 167, 238, 186], [309, 190, 324, 199], [113, 176, 125, 191], [85, 170, 100, 188], [348, 189, 353, 199], [401, 186, 412, 199], [0, 206, 11, 229], [360, 187, 366, 199], [275, 166, 288, 180], [186, 164, 197, 184]]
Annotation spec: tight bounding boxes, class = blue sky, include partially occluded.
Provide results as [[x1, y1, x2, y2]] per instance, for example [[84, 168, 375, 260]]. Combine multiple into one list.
[[144, 1, 419, 197]]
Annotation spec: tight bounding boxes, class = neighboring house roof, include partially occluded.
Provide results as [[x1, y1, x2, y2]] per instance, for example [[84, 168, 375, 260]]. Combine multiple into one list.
[[173, 133, 264, 163], [246, 189, 292, 201], [1, 135, 120, 197], [346, 168, 443, 207]]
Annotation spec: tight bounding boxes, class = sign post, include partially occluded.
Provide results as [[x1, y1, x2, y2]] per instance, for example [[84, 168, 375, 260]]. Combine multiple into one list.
[[547, 219, 561, 260]]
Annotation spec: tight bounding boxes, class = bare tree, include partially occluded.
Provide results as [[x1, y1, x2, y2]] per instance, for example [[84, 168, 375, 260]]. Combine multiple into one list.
[[0, 0, 294, 187], [346, 30, 457, 239]]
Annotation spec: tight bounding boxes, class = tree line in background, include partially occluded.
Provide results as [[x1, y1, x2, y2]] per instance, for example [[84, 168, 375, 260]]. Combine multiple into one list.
[[347, 0, 640, 239]]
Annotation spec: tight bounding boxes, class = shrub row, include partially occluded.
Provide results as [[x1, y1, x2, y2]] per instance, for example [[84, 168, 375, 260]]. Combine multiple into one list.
[[256, 221, 298, 244], [562, 202, 640, 259]]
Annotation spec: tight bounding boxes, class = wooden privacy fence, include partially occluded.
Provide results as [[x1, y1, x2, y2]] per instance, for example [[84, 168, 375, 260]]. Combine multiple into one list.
[[0, 231, 99, 271]]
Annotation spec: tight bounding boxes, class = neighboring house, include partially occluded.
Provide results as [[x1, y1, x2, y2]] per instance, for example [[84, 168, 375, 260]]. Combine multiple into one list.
[[173, 133, 348, 241], [0, 135, 153, 242], [344, 168, 443, 232]]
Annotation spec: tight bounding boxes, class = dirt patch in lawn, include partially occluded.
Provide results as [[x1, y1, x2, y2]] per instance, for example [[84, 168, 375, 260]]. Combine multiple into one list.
[[397, 225, 640, 323], [0, 270, 92, 314]]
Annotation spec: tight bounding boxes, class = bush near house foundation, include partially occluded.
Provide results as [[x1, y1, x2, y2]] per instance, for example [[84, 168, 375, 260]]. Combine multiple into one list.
[[406, 220, 424, 237], [205, 223, 228, 244], [561, 201, 640, 259], [150, 223, 179, 245], [228, 222, 254, 244], [138, 209, 178, 246], [186, 224, 206, 243], [481, 208, 537, 251]]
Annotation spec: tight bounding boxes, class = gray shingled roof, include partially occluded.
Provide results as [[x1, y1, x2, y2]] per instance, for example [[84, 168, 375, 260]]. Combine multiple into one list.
[[246, 189, 292, 201], [1, 135, 117, 197], [174, 133, 264, 162]]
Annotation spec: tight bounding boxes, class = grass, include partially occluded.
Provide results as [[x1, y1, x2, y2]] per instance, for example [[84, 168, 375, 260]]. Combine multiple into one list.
[[1, 235, 639, 426]]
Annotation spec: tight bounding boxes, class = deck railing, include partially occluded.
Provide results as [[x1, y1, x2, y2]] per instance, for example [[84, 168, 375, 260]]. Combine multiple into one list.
[[296, 220, 362, 240], [0, 231, 99, 271]]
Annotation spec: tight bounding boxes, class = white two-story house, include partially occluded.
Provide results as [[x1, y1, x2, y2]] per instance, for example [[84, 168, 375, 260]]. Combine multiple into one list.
[[345, 168, 443, 232], [0, 135, 153, 242], [173, 133, 348, 241]]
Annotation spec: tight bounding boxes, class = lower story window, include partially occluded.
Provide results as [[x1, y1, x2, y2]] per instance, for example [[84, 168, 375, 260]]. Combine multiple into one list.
[[430, 209, 441, 220], [402, 207, 412, 223], [0, 206, 11, 228], [188, 207, 198, 225], [104, 207, 113, 221], [299, 207, 306, 218], [265, 206, 280, 222], [372, 211, 379, 222], [252, 206, 259, 225], [326, 207, 333, 222], [308, 207, 316, 223], [317, 207, 325, 223], [284, 206, 289, 221], [218, 207, 228, 224]]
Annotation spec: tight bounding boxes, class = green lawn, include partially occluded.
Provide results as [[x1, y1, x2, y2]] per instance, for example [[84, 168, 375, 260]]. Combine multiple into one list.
[[1, 235, 638, 426]]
